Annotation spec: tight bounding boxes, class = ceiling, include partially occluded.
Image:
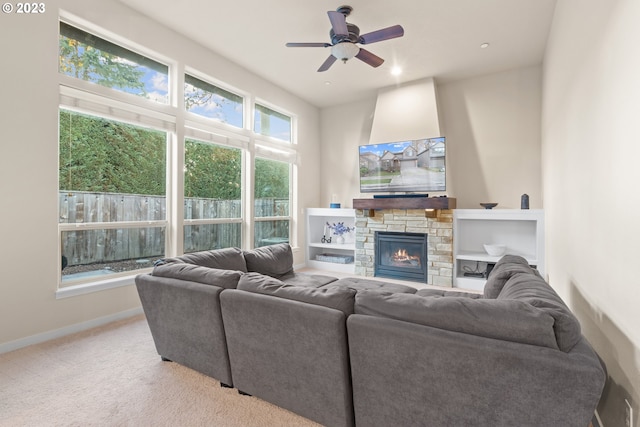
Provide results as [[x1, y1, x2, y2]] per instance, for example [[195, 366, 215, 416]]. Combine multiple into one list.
[[118, 0, 557, 109]]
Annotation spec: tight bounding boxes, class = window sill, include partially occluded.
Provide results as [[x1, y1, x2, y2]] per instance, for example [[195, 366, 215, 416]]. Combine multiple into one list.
[[56, 274, 139, 299]]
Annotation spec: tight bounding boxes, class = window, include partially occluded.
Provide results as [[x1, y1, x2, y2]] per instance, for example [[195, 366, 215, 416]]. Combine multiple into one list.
[[254, 103, 292, 142], [59, 109, 167, 284], [184, 139, 242, 252], [59, 22, 169, 103], [254, 157, 291, 248], [184, 74, 243, 128], [57, 20, 298, 293]]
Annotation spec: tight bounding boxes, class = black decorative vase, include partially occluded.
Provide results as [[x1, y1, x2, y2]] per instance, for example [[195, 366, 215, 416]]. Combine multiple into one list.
[[521, 194, 529, 209]]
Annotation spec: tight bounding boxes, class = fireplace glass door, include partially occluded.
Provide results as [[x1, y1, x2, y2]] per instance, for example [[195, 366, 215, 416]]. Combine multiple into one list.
[[375, 231, 428, 283]]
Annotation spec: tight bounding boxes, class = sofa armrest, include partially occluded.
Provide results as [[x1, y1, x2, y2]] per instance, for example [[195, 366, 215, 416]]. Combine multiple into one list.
[[135, 274, 232, 385], [347, 314, 605, 427]]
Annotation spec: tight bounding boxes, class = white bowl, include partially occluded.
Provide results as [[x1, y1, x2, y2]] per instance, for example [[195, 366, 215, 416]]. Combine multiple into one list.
[[483, 244, 507, 257]]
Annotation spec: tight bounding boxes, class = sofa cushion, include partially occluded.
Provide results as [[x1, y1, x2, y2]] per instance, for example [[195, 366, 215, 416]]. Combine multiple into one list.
[[323, 277, 417, 294], [415, 289, 482, 299], [161, 247, 247, 272], [237, 272, 356, 315], [497, 273, 582, 352], [151, 263, 243, 289], [279, 272, 338, 287], [483, 255, 541, 299], [243, 243, 293, 279], [354, 291, 559, 350]]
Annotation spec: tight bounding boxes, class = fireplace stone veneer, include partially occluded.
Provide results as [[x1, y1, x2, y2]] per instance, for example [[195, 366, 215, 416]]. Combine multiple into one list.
[[355, 209, 454, 287]]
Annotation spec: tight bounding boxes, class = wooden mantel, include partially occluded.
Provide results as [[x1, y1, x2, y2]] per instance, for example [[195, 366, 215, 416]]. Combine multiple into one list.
[[353, 197, 456, 217]]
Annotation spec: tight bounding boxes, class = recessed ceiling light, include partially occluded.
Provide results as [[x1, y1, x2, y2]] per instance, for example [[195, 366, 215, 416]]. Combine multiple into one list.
[[480, 43, 490, 49], [391, 66, 402, 76], [324, 81, 332, 86]]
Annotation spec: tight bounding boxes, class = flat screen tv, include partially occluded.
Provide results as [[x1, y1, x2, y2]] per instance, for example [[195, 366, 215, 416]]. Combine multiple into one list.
[[359, 137, 445, 193]]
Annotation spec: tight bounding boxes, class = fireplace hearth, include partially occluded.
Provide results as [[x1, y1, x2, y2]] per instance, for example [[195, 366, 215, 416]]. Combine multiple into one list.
[[375, 231, 428, 283]]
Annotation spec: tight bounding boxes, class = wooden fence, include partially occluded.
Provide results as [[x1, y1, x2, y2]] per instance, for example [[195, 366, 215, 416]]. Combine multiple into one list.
[[60, 191, 288, 266]]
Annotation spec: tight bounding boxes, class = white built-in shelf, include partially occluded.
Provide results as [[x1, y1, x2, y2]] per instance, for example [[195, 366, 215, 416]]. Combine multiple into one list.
[[306, 208, 356, 274], [456, 250, 539, 265], [308, 242, 356, 251], [453, 209, 545, 291]]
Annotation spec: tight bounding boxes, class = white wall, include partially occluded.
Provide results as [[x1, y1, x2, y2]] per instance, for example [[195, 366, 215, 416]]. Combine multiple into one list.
[[320, 66, 543, 210], [438, 67, 542, 209], [0, 0, 320, 348], [543, 0, 640, 425], [320, 98, 377, 208]]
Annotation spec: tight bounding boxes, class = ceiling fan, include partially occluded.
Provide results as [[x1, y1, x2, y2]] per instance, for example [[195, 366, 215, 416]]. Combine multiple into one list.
[[286, 5, 404, 72]]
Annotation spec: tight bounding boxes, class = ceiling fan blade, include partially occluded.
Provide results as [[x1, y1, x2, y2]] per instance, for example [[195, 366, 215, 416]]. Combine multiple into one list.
[[355, 48, 385, 68], [286, 42, 331, 48], [327, 11, 349, 36], [317, 55, 337, 72], [359, 25, 404, 44]]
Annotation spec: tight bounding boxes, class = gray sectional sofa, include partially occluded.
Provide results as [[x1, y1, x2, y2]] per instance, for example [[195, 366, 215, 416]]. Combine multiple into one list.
[[135, 244, 606, 427]]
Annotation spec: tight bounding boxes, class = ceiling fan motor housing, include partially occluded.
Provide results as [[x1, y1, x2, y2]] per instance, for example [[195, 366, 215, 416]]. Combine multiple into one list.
[[330, 23, 360, 44]]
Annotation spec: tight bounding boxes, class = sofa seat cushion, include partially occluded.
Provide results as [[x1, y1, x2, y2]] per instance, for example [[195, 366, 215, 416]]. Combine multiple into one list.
[[161, 247, 247, 272], [354, 291, 559, 350], [151, 263, 243, 289], [416, 289, 482, 299], [243, 243, 293, 279], [237, 272, 356, 315], [323, 277, 417, 294], [279, 272, 338, 287], [497, 273, 582, 352]]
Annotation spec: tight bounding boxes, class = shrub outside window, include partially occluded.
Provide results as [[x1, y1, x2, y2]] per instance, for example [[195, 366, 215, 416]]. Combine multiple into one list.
[[254, 157, 290, 247], [59, 109, 167, 284], [184, 139, 242, 252]]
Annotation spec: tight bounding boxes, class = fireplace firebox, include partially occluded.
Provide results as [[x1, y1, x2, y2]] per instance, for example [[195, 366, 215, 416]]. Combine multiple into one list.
[[374, 231, 428, 283]]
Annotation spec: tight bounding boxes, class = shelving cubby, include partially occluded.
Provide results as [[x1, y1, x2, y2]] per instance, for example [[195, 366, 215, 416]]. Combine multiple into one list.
[[306, 208, 356, 274], [453, 209, 544, 291]]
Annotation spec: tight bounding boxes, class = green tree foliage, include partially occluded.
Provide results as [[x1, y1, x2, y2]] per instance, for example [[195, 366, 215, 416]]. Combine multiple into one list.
[[59, 110, 166, 195], [184, 140, 241, 199], [58, 24, 146, 96], [58, 25, 289, 202], [255, 157, 290, 198]]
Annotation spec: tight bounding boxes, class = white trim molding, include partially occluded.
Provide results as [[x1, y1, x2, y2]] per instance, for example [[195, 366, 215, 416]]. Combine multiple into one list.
[[0, 307, 143, 355]]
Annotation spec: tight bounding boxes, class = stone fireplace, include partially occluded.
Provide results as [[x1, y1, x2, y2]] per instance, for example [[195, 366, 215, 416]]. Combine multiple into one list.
[[354, 208, 454, 287]]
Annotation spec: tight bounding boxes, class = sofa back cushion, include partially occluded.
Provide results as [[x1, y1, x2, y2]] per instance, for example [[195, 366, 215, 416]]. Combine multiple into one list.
[[483, 254, 539, 299], [162, 247, 247, 272], [238, 272, 356, 315], [243, 243, 293, 279], [497, 273, 582, 352], [354, 291, 559, 350], [152, 263, 243, 289]]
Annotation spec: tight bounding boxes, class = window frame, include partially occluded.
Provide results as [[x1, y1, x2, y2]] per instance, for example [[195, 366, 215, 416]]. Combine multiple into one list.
[[253, 100, 294, 144], [57, 17, 299, 298], [182, 137, 245, 253], [184, 72, 245, 129]]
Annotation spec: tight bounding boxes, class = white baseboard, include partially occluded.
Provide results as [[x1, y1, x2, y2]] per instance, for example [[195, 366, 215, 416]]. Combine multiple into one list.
[[0, 307, 143, 354]]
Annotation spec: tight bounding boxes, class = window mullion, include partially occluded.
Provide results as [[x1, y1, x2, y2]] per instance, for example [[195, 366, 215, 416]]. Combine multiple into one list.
[[244, 145, 255, 250]]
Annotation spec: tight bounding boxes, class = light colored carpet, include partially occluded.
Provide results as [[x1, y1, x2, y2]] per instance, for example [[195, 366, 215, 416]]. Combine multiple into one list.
[[0, 315, 321, 427]]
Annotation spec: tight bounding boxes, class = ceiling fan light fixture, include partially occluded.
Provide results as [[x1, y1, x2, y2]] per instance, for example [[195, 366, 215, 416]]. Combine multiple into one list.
[[331, 42, 359, 62]]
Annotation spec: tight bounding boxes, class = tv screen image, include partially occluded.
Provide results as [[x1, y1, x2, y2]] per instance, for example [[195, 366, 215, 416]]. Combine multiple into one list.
[[359, 137, 445, 193]]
